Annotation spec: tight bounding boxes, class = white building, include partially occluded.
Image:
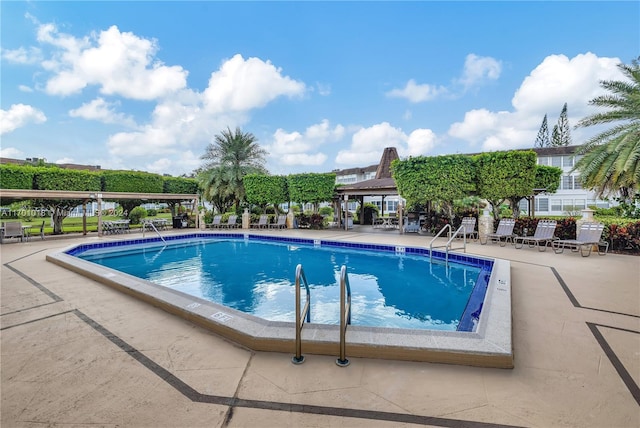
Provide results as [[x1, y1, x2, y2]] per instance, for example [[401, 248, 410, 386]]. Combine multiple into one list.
[[331, 145, 612, 217]]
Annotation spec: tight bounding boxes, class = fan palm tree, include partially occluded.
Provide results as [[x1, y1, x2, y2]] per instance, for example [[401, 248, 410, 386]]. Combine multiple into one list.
[[574, 56, 640, 202], [198, 127, 269, 210]]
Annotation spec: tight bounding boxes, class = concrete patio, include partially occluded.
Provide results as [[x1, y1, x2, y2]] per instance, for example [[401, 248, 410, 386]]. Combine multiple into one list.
[[1, 228, 638, 427]]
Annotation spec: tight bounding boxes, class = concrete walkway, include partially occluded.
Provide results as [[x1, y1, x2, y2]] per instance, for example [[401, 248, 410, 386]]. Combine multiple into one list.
[[1, 229, 639, 427]]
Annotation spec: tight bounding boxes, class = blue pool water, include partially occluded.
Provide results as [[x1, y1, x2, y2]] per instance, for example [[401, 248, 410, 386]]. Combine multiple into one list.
[[73, 235, 492, 331]]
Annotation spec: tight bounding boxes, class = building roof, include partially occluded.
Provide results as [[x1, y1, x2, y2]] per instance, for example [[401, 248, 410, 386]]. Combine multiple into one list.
[[335, 147, 399, 197]]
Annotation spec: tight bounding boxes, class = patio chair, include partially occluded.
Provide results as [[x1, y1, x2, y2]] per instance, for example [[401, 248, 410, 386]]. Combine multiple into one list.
[[205, 215, 222, 228], [251, 214, 269, 229], [451, 217, 477, 241], [1, 221, 24, 243], [269, 214, 287, 229], [220, 214, 238, 229], [514, 219, 557, 251], [480, 218, 515, 246], [403, 216, 421, 233], [552, 222, 609, 257]]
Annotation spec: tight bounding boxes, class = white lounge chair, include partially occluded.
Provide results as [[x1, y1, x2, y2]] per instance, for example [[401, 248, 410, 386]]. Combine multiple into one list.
[[552, 222, 609, 257], [251, 214, 269, 228], [206, 215, 222, 228], [480, 218, 515, 246], [269, 214, 287, 229], [220, 215, 238, 229], [514, 219, 557, 251]]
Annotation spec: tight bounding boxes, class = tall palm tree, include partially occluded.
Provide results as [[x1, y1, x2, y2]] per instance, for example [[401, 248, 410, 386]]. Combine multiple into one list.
[[574, 56, 640, 202], [198, 127, 269, 210]]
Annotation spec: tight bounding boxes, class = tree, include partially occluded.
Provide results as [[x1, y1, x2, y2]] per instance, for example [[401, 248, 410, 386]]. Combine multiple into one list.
[[243, 174, 289, 213], [574, 57, 640, 202], [199, 127, 268, 210], [475, 151, 537, 220], [287, 173, 336, 212], [550, 103, 572, 147], [392, 154, 476, 223], [534, 114, 550, 148]]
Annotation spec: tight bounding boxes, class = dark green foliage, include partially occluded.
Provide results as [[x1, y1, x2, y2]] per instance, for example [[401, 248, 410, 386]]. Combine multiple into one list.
[[392, 154, 477, 219], [128, 206, 147, 224], [243, 174, 289, 210], [296, 213, 326, 229], [534, 114, 550, 148], [535, 165, 562, 193], [0, 164, 37, 190], [163, 176, 199, 194], [287, 173, 336, 208], [34, 167, 101, 191], [102, 170, 164, 193], [553, 103, 572, 147]]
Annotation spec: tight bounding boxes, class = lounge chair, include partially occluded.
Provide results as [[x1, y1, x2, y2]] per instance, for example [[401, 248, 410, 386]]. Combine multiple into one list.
[[269, 214, 287, 229], [1, 221, 24, 243], [206, 215, 222, 228], [514, 219, 557, 251], [480, 218, 515, 246], [552, 222, 609, 257], [220, 214, 238, 229], [451, 217, 478, 241], [251, 214, 269, 229], [403, 216, 421, 233]]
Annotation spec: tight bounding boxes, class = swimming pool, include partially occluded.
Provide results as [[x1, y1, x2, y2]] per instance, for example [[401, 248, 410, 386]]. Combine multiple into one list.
[[75, 238, 488, 331], [48, 232, 512, 368]]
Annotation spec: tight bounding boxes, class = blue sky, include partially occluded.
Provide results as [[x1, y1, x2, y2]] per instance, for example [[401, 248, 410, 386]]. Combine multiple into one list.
[[1, 1, 638, 177]]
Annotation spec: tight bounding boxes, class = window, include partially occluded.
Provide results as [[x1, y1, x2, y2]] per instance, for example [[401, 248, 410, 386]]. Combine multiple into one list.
[[364, 172, 376, 180], [536, 198, 549, 212], [537, 156, 549, 166], [386, 200, 398, 213], [336, 174, 357, 184], [551, 199, 562, 211], [573, 199, 586, 210], [562, 175, 573, 190], [551, 156, 562, 167], [573, 176, 582, 190], [564, 156, 574, 167]]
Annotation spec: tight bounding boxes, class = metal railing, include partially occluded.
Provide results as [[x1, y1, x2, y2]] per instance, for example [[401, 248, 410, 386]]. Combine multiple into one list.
[[336, 265, 352, 367], [429, 224, 466, 266], [142, 220, 166, 244], [292, 264, 311, 364]]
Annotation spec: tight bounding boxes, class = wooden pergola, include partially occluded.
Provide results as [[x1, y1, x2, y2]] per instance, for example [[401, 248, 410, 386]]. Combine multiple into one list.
[[334, 147, 404, 232], [0, 189, 199, 236]]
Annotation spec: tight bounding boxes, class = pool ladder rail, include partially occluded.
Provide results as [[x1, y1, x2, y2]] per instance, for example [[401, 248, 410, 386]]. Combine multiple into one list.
[[429, 223, 467, 266], [292, 264, 352, 367], [142, 220, 166, 244]]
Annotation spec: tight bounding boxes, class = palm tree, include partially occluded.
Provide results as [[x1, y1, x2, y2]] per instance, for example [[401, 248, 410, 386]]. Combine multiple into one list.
[[198, 127, 269, 210], [574, 57, 640, 202]]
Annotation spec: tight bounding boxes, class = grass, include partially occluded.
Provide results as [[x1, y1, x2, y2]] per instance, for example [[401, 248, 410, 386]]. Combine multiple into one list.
[[10, 212, 174, 236]]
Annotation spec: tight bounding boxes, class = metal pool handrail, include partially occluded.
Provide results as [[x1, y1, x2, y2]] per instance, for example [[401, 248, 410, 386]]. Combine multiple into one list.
[[292, 263, 311, 364], [336, 265, 352, 367], [429, 224, 466, 266], [142, 220, 166, 244]]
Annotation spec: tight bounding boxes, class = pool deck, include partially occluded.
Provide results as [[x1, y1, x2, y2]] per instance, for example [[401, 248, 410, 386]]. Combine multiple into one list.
[[1, 227, 639, 427]]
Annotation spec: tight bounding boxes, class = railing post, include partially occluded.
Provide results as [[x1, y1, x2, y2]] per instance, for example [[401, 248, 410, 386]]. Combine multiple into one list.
[[292, 264, 310, 364], [336, 265, 351, 367]]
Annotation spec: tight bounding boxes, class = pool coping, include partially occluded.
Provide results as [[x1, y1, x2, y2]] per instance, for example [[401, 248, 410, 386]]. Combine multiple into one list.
[[46, 232, 513, 368]]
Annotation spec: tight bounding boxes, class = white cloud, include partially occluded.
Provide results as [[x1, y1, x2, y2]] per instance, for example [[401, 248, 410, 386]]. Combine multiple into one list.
[[448, 52, 625, 151], [315, 82, 331, 96], [0, 147, 24, 158], [1, 46, 42, 64], [386, 79, 448, 103], [456, 54, 502, 90], [336, 122, 437, 166], [38, 23, 188, 99], [387, 54, 501, 103], [18, 85, 34, 92], [55, 157, 75, 164], [0, 104, 47, 135], [267, 119, 343, 167], [203, 54, 306, 114], [69, 98, 137, 127]]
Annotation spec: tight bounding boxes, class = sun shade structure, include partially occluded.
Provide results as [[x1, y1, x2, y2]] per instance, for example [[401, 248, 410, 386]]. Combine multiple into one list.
[[335, 147, 401, 230], [0, 189, 199, 236]]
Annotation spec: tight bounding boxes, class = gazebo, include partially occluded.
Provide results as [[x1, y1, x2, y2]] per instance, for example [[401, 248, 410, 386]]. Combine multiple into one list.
[[334, 147, 403, 231]]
